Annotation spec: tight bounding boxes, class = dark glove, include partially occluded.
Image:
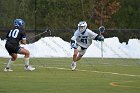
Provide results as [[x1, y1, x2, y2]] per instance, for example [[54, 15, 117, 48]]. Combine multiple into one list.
[[70, 40, 77, 49], [95, 35, 104, 41]]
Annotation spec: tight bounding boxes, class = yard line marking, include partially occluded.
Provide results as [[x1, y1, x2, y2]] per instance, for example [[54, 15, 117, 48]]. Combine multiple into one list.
[[38, 65, 140, 77], [1, 62, 140, 77]]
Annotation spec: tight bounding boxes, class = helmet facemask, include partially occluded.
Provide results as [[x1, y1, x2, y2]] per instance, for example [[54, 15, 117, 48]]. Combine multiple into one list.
[[78, 21, 87, 33], [78, 26, 86, 33]]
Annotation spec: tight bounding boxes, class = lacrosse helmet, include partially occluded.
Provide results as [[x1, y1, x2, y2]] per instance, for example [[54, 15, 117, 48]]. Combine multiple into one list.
[[14, 19, 25, 27], [78, 21, 87, 33]]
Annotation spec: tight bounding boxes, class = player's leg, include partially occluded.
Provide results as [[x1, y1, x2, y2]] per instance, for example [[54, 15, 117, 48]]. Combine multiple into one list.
[[4, 43, 17, 71], [71, 47, 86, 70], [76, 49, 86, 61], [18, 48, 35, 71], [71, 49, 78, 70], [4, 53, 17, 71], [75, 53, 83, 61], [74, 47, 86, 62], [19, 48, 30, 67], [73, 49, 79, 62], [71, 47, 84, 70]]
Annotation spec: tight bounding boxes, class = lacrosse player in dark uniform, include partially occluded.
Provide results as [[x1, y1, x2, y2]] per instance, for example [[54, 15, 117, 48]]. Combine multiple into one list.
[[4, 19, 35, 71]]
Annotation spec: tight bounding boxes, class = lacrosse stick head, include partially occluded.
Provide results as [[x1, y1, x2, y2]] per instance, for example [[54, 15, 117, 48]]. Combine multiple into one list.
[[99, 26, 105, 33]]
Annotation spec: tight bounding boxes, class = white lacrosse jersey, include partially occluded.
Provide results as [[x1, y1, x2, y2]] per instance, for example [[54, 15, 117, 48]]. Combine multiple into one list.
[[71, 28, 98, 48]]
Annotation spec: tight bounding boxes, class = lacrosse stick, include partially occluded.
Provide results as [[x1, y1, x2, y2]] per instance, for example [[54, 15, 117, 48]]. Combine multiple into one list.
[[26, 29, 51, 43], [99, 26, 105, 59], [27, 29, 51, 40]]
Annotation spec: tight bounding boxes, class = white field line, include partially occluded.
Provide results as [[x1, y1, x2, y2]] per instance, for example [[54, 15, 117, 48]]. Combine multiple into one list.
[[1, 62, 140, 78], [46, 66, 140, 77]]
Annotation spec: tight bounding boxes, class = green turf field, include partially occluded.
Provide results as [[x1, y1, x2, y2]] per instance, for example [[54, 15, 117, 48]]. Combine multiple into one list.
[[0, 58, 140, 93]]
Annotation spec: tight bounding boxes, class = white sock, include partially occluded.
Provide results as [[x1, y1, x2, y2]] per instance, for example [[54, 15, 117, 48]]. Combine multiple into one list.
[[73, 61, 76, 65], [6, 59, 14, 69], [24, 57, 29, 67]]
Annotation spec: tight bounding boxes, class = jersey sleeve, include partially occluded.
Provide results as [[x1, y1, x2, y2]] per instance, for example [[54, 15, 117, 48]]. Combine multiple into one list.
[[71, 36, 77, 41], [71, 30, 78, 41], [88, 29, 98, 39]]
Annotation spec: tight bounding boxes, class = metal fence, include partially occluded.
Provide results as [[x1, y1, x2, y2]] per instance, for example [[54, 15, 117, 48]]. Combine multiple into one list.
[[0, 29, 140, 44]]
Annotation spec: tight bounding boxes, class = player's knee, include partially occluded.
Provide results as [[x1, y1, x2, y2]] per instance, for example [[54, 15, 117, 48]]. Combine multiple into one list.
[[24, 50, 30, 57], [11, 54, 17, 61], [73, 53, 77, 57], [78, 54, 83, 57], [11, 59, 15, 61], [11, 57, 16, 61]]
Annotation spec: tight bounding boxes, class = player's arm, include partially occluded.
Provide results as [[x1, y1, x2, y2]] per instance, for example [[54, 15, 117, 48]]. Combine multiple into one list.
[[20, 39, 26, 44], [70, 36, 77, 49], [89, 30, 104, 41], [20, 31, 27, 44], [6, 30, 11, 39]]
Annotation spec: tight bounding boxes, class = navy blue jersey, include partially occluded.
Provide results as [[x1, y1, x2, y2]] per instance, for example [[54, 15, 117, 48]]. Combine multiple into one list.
[[6, 26, 26, 46]]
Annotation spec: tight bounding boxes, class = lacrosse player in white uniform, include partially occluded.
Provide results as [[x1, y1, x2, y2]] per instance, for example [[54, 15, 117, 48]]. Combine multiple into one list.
[[70, 21, 104, 70]]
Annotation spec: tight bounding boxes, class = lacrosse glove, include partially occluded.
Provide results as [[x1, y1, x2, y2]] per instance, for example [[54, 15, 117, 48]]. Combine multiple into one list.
[[95, 35, 104, 41], [70, 40, 77, 49]]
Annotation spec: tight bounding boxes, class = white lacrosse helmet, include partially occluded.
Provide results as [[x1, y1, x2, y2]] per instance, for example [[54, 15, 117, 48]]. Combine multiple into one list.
[[78, 21, 87, 33]]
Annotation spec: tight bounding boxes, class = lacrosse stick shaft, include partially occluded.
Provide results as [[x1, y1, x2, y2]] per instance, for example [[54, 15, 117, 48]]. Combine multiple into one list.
[[27, 29, 51, 41], [100, 32, 103, 59], [26, 29, 51, 44], [99, 26, 105, 59], [101, 40, 103, 59], [27, 31, 46, 40]]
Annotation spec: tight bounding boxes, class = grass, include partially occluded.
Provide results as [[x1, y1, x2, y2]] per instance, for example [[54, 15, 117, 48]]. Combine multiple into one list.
[[0, 57, 140, 93]]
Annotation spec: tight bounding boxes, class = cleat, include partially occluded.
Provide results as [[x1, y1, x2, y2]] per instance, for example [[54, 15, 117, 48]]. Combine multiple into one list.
[[71, 62, 76, 71], [24, 65, 35, 71], [4, 68, 13, 72]]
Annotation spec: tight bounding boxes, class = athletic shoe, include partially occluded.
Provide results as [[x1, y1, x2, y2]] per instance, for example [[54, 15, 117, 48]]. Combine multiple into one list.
[[4, 68, 13, 72], [71, 62, 76, 71], [24, 66, 35, 71]]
